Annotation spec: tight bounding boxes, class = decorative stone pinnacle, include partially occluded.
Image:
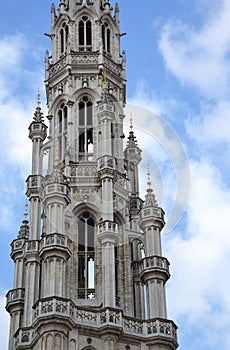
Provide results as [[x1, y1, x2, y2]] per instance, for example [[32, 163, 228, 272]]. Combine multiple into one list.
[[147, 163, 152, 189], [18, 200, 29, 238], [37, 88, 41, 108], [33, 90, 44, 122], [23, 201, 29, 220], [130, 112, 133, 131]]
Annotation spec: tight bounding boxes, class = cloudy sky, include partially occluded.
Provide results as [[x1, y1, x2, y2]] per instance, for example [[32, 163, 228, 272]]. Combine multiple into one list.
[[1, 0, 230, 349]]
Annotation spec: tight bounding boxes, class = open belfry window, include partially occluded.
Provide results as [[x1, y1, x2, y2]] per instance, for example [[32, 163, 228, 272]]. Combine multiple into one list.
[[79, 16, 92, 51], [78, 96, 94, 161], [57, 103, 68, 162], [102, 22, 111, 53], [77, 211, 95, 299], [60, 22, 69, 54]]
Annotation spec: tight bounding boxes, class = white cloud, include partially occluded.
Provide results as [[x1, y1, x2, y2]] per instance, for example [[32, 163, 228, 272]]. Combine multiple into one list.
[[186, 100, 230, 147], [0, 33, 27, 67], [158, 0, 230, 99], [125, 102, 190, 233], [166, 159, 230, 348], [0, 33, 46, 232]]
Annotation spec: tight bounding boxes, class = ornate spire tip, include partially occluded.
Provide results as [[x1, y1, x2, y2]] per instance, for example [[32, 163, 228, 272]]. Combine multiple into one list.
[[147, 163, 152, 189], [23, 201, 29, 220], [130, 112, 133, 131], [37, 88, 41, 108]]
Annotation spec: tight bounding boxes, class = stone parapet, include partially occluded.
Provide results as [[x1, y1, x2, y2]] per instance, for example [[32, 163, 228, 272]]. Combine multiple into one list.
[[15, 328, 38, 349], [40, 233, 72, 260], [6, 288, 25, 313], [136, 255, 170, 283], [31, 297, 178, 347]]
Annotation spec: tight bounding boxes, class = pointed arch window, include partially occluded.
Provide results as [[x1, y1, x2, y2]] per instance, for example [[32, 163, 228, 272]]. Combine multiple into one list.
[[78, 96, 94, 161], [60, 22, 69, 55], [57, 103, 68, 162], [77, 211, 95, 299], [102, 22, 111, 54], [79, 16, 92, 51]]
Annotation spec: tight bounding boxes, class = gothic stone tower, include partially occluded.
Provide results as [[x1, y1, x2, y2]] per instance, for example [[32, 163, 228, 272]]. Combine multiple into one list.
[[6, 1, 178, 350]]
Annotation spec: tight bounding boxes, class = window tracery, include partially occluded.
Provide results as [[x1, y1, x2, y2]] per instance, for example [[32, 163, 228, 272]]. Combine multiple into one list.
[[79, 16, 92, 51], [78, 96, 94, 161], [60, 22, 69, 54], [102, 22, 111, 53], [77, 211, 95, 299], [57, 103, 68, 162]]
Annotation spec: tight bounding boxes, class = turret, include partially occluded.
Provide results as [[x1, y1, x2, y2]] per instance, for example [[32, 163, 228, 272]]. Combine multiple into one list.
[[124, 116, 142, 227], [138, 167, 170, 319]]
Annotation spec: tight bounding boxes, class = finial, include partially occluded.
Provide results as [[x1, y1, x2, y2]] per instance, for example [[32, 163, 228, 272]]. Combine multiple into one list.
[[147, 163, 152, 189], [130, 112, 133, 131], [23, 200, 29, 220], [37, 88, 41, 108]]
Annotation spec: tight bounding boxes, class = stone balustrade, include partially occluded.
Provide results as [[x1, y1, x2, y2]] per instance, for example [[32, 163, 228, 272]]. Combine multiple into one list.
[[141, 256, 170, 272], [15, 328, 38, 349], [139, 207, 164, 220], [97, 103, 114, 114], [97, 155, 116, 171], [43, 183, 69, 197], [25, 240, 39, 253], [40, 233, 72, 254], [26, 175, 44, 190], [98, 220, 118, 235], [32, 297, 177, 343], [69, 164, 97, 178], [11, 239, 24, 253], [6, 288, 25, 306]]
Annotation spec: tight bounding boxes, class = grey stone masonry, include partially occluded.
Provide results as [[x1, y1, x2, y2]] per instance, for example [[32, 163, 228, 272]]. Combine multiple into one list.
[[6, 1, 178, 349]]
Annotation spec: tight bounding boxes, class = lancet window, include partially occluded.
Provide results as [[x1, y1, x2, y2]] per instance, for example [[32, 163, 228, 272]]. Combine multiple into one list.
[[78, 96, 94, 161], [60, 22, 69, 54], [79, 16, 92, 51], [102, 22, 111, 53], [57, 103, 68, 162], [77, 211, 95, 299]]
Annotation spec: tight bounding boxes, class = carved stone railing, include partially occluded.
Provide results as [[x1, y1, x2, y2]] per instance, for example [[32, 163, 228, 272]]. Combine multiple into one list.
[[6, 288, 25, 308], [69, 164, 97, 178], [103, 54, 122, 77], [43, 183, 69, 197], [40, 233, 72, 258], [26, 175, 44, 190], [71, 52, 98, 65], [141, 256, 170, 272], [48, 55, 67, 78], [97, 102, 114, 114], [32, 297, 178, 343], [97, 155, 116, 171], [140, 207, 164, 220], [15, 328, 38, 349], [133, 256, 170, 282], [25, 240, 39, 253], [97, 220, 118, 235], [10, 239, 26, 259]]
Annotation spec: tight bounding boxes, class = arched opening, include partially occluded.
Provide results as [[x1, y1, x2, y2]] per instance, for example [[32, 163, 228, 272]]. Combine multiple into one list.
[[79, 16, 92, 51], [60, 22, 69, 54], [78, 96, 94, 161], [56, 103, 68, 163], [77, 211, 95, 299], [102, 22, 111, 54]]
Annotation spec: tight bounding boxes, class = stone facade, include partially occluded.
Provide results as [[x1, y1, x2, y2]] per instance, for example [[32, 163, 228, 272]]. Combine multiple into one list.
[[6, 1, 178, 349]]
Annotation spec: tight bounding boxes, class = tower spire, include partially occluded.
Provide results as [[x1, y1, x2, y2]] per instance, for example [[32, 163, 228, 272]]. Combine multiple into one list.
[[6, 2, 178, 349]]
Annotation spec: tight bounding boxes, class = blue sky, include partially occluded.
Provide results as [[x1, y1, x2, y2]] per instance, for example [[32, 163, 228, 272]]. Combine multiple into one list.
[[1, 0, 230, 349]]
